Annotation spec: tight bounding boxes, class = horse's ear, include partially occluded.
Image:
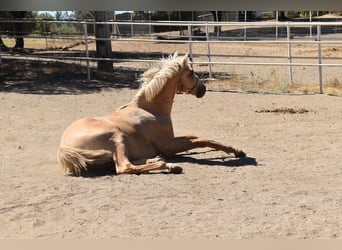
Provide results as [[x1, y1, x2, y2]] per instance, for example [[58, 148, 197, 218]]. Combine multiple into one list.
[[182, 53, 189, 66], [173, 52, 178, 58]]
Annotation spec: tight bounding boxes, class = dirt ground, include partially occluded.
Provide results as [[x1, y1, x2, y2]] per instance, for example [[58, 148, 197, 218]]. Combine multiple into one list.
[[0, 58, 341, 239]]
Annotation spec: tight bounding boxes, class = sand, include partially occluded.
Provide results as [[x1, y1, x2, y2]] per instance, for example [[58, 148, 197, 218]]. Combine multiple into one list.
[[0, 85, 341, 239]]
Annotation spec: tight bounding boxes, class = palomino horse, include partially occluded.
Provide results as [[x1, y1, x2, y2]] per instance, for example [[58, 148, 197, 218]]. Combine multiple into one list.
[[57, 53, 245, 175]]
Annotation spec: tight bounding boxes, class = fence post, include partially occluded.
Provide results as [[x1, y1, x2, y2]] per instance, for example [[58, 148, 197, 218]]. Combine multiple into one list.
[[244, 10, 247, 41], [275, 11, 278, 40], [43, 21, 48, 49], [188, 24, 193, 68], [215, 11, 220, 40], [287, 24, 293, 85], [148, 11, 152, 36], [130, 12, 133, 37], [309, 11, 313, 38], [317, 24, 323, 94], [83, 23, 91, 81], [205, 22, 212, 79]]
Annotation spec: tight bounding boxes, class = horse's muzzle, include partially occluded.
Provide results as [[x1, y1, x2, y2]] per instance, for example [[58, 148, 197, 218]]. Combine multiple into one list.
[[196, 83, 206, 98]]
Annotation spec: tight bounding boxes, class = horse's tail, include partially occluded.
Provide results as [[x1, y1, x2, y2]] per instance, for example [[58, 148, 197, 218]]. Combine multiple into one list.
[[57, 146, 112, 176]]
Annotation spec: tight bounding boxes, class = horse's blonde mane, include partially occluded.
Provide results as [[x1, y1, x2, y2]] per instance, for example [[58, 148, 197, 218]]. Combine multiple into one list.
[[135, 53, 187, 102]]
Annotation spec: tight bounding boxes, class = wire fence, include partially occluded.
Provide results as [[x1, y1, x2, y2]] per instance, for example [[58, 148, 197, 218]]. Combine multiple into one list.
[[1, 18, 342, 94]]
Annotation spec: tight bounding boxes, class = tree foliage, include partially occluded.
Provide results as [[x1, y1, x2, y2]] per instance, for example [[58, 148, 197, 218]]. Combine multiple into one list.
[[0, 11, 36, 49]]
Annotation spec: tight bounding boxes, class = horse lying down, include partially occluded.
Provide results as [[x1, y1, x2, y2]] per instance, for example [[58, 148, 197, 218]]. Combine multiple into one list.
[[57, 52, 246, 175]]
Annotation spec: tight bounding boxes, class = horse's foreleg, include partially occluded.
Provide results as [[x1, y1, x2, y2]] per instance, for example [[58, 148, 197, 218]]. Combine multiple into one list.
[[145, 156, 183, 174], [165, 136, 246, 158]]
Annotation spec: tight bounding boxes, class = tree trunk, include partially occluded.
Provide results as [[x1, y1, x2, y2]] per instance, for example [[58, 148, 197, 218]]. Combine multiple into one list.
[[14, 37, 24, 48], [0, 37, 6, 48], [94, 11, 113, 72], [13, 11, 26, 49]]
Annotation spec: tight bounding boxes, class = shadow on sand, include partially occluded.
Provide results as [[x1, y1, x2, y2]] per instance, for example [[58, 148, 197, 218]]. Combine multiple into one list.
[[171, 150, 258, 168], [76, 150, 258, 178], [0, 57, 145, 95]]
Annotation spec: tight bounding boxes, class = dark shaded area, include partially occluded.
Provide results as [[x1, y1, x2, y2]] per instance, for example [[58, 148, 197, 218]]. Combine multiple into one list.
[[112, 51, 165, 60], [77, 162, 116, 178], [0, 57, 144, 95], [0, 50, 211, 95], [255, 107, 310, 114], [74, 150, 257, 178], [172, 150, 258, 168], [4, 48, 166, 60]]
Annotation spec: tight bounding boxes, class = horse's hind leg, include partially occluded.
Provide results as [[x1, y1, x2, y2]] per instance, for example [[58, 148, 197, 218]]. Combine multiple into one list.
[[112, 139, 178, 174]]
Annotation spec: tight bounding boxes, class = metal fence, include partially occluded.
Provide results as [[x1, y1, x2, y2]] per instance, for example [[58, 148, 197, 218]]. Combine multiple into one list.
[[1, 18, 342, 94]]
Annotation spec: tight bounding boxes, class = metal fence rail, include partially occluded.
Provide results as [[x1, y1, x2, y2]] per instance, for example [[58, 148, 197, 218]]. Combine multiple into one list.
[[1, 19, 342, 94]]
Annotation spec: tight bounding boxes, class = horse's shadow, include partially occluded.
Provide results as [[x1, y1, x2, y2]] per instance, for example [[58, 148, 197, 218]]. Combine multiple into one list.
[[170, 150, 258, 168], [80, 150, 258, 178]]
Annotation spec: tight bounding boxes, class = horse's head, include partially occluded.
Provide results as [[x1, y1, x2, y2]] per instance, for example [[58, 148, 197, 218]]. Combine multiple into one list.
[[177, 53, 206, 98]]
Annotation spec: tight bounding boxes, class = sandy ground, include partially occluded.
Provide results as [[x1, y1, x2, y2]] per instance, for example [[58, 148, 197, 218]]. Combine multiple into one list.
[[1, 22, 342, 238], [0, 78, 341, 238]]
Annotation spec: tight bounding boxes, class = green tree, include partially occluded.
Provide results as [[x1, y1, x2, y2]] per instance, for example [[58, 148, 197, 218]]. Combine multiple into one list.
[[34, 12, 55, 35]]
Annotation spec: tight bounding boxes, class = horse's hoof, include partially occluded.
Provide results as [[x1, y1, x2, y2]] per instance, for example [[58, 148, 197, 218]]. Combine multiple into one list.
[[235, 151, 246, 158], [169, 166, 183, 174]]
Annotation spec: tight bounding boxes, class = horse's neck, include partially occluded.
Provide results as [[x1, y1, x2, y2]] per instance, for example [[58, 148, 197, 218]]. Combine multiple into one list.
[[136, 77, 178, 116]]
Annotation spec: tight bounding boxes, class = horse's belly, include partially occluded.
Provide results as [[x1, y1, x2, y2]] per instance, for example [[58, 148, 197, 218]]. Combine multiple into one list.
[[125, 135, 160, 161]]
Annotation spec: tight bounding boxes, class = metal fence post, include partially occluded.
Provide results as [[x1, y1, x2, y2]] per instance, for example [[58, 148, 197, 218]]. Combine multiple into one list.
[[43, 21, 48, 49], [287, 24, 293, 84], [188, 24, 193, 68], [83, 23, 91, 81], [148, 11, 152, 36], [317, 24, 323, 94], [215, 11, 220, 40], [205, 22, 212, 79], [244, 10, 247, 41], [309, 11, 313, 38], [130, 12, 133, 37], [275, 11, 279, 40]]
